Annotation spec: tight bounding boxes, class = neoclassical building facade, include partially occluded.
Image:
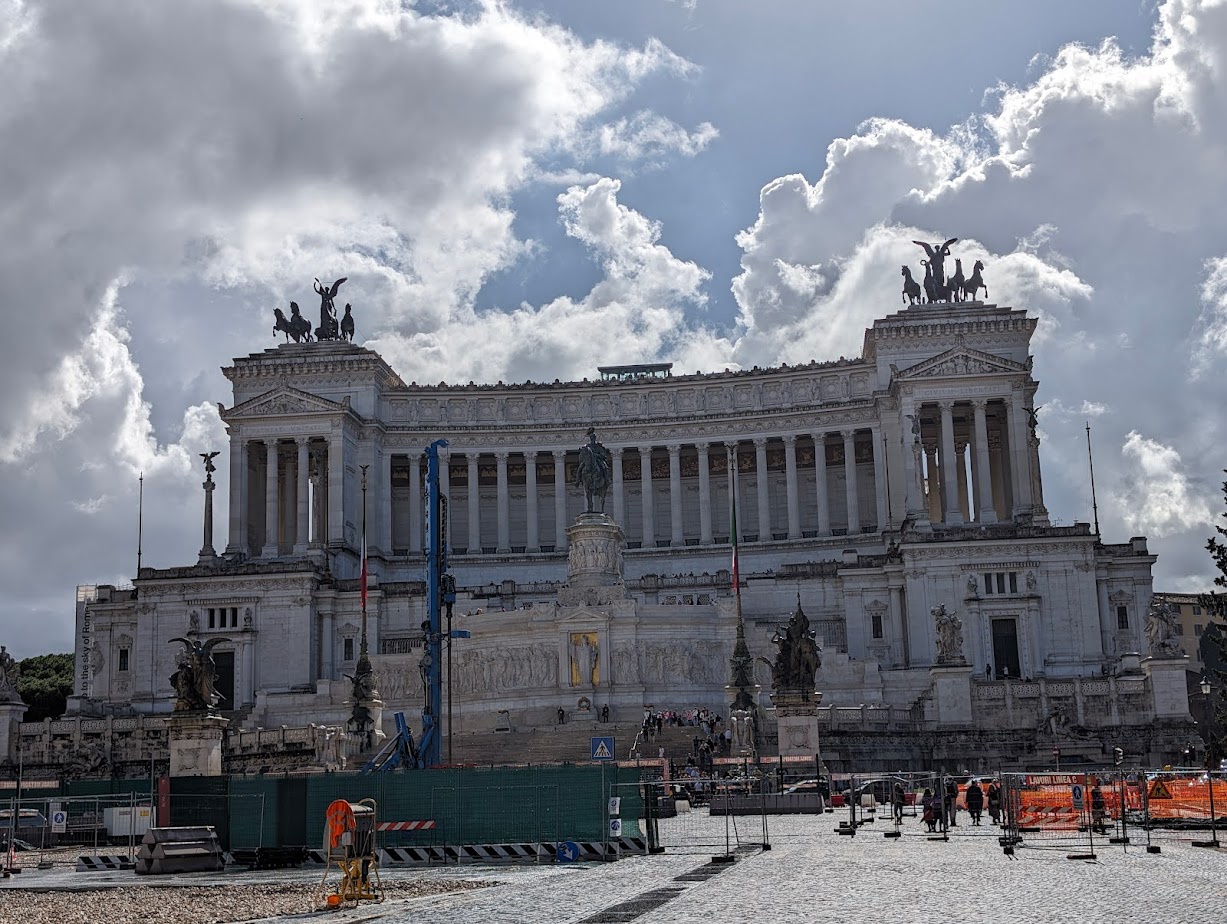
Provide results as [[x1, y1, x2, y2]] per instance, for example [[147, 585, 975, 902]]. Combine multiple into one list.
[[56, 299, 1192, 769]]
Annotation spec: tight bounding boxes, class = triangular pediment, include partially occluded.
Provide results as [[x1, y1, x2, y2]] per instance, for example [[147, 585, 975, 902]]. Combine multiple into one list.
[[893, 346, 1028, 382], [220, 386, 347, 421]]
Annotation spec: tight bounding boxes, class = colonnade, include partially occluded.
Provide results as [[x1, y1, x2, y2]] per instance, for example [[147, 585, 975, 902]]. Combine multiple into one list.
[[389, 429, 890, 556]]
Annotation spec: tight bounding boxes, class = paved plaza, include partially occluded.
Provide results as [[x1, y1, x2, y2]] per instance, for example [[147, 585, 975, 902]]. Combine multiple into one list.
[[4, 812, 1226, 923], [373, 814, 1227, 924]]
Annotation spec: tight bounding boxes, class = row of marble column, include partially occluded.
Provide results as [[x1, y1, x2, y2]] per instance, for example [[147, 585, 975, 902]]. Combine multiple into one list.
[[906, 396, 1038, 527], [228, 437, 333, 559], [396, 428, 888, 555]]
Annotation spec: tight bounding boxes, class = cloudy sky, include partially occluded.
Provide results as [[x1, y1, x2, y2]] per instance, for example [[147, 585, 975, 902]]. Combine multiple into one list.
[[4, 0, 1226, 657]]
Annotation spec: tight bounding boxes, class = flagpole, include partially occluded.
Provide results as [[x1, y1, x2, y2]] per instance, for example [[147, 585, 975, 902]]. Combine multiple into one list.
[[726, 445, 757, 721]]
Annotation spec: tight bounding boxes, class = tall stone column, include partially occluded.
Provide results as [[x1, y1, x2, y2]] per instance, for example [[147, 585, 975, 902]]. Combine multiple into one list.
[[409, 452, 423, 553], [988, 432, 1007, 522], [668, 444, 684, 546], [871, 425, 888, 531], [972, 400, 997, 524], [924, 443, 941, 523], [262, 439, 279, 557], [553, 450, 568, 550], [295, 438, 310, 554], [956, 442, 971, 522], [754, 438, 771, 540], [842, 429, 860, 534], [784, 435, 801, 539], [327, 434, 343, 545], [525, 451, 540, 552], [495, 451, 510, 552], [612, 447, 625, 527], [812, 433, 830, 535], [1007, 393, 1034, 517], [198, 463, 217, 564], [939, 401, 963, 526], [640, 446, 655, 547], [226, 431, 244, 556], [697, 442, 713, 544], [1028, 427, 1049, 526], [380, 445, 392, 555], [467, 454, 481, 553]]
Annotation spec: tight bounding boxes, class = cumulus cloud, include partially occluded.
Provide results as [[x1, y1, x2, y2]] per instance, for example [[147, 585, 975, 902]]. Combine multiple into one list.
[[1116, 432, 1216, 538], [370, 176, 726, 384], [730, 0, 1227, 593]]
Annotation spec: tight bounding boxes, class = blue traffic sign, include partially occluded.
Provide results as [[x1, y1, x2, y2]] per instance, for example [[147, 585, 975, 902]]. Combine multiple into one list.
[[591, 736, 615, 761], [557, 841, 581, 863]]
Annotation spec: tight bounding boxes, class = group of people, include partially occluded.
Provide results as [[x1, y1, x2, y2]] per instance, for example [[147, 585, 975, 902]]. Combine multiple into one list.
[[915, 779, 1003, 831]]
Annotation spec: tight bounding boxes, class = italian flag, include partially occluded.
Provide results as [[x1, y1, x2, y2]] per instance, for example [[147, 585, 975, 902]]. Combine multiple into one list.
[[728, 448, 740, 594]]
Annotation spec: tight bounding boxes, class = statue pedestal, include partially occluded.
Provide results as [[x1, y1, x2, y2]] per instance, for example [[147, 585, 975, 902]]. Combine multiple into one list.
[[558, 513, 626, 606], [1143, 656, 1191, 720], [0, 699, 28, 765], [770, 690, 822, 758], [351, 699, 386, 745], [929, 662, 974, 726], [168, 713, 229, 777]]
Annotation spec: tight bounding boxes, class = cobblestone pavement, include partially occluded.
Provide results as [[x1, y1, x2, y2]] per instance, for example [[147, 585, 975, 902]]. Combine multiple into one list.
[[379, 813, 1227, 924], [6, 812, 1227, 923]]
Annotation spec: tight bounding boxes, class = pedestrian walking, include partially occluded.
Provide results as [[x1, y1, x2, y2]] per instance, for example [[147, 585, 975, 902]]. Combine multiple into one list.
[[892, 782, 906, 824], [986, 781, 1002, 825], [965, 780, 984, 825], [921, 788, 938, 832], [1091, 782, 1108, 834], [945, 778, 960, 827]]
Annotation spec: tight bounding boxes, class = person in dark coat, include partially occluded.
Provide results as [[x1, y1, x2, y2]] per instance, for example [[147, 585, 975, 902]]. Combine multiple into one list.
[[965, 780, 985, 825], [944, 778, 960, 827], [986, 781, 1002, 825], [921, 788, 938, 832]]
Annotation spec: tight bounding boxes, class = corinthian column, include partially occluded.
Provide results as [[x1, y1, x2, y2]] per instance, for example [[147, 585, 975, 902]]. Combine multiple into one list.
[[813, 433, 830, 535], [754, 437, 771, 540], [294, 438, 310, 555], [612, 447, 625, 527], [262, 439, 279, 557], [553, 450, 568, 550], [784, 435, 800, 539], [409, 452, 423, 553], [972, 400, 997, 524], [226, 431, 244, 556], [842, 429, 859, 534], [467, 454, 481, 553], [495, 451, 510, 552], [525, 451, 539, 552], [668, 444, 683, 546], [697, 442, 713, 544], [640, 446, 655, 547], [939, 401, 963, 526]]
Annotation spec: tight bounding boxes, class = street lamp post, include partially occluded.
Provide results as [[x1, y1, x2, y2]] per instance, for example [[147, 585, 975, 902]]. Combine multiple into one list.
[[1198, 674, 1221, 848]]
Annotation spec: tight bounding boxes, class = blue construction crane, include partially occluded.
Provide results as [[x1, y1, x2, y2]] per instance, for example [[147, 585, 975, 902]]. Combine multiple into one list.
[[362, 439, 465, 772]]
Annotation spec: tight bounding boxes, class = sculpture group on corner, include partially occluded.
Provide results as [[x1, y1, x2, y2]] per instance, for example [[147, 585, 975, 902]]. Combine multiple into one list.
[[764, 604, 821, 692], [169, 636, 230, 712], [273, 276, 357, 344], [901, 238, 988, 305]]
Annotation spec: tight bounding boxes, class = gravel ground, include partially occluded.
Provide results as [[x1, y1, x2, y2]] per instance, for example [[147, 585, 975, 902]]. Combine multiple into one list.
[[0, 878, 494, 924]]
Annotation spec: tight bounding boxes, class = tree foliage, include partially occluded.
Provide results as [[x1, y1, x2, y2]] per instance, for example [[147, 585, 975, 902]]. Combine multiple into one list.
[[17, 653, 74, 722]]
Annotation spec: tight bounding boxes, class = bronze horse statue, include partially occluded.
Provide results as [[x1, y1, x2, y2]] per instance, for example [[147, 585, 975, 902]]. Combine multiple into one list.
[[901, 266, 922, 305], [273, 302, 313, 343]]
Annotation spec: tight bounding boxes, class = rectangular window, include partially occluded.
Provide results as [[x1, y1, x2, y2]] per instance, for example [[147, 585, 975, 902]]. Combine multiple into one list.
[[996, 573, 1006, 595], [1116, 605, 1129, 630], [208, 608, 216, 629], [1176, 623, 1185, 636], [118, 648, 129, 672], [871, 612, 884, 640], [983, 573, 993, 595], [1194, 605, 1203, 616], [1195, 624, 1204, 637], [1008, 572, 1018, 594], [344, 638, 355, 662], [231, 607, 239, 628]]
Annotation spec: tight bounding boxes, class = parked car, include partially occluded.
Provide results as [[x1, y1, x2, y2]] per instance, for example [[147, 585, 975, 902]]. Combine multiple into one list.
[[783, 778, 830, 799], [840, 776, 911, 805]]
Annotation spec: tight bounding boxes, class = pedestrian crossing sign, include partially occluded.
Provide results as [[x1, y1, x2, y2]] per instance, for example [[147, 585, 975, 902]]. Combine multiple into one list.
[[591, 736, 615, 760]]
